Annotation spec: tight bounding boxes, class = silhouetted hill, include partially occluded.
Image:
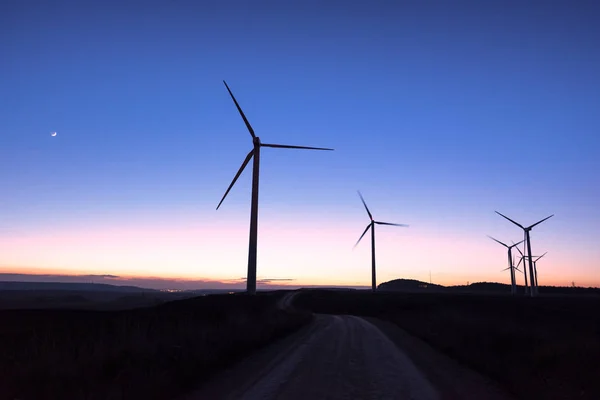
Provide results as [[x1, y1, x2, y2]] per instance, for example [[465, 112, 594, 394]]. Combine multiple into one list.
[[452, 282, 512, 293], [378, 279, 445, 292], [379, 279, 600, 295], [0, 281, 155, 292]]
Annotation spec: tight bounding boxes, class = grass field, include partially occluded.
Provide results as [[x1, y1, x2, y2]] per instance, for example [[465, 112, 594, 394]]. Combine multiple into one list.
[[0, 291, 312, 400], [295, 290, 600, 400]]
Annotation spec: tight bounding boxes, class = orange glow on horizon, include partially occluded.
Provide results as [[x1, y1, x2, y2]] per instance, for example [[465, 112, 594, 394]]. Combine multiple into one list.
[[1, 217, 598, 290], [1, 265, 598, 289]]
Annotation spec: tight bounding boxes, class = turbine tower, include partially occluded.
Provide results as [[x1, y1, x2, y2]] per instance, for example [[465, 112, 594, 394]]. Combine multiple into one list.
[[495, 212, 553, 297], [517, 252, 547, 291], [217, 81, 334, 295], [532, 252, 547, 289], [521, 232, 529, 294], [354, 191, 408, 292], [488, 236, 524, 295], [513, 243, 529, 293]]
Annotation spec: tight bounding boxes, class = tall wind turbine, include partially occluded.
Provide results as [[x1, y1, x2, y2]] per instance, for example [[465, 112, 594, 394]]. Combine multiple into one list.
[[495, 212, 553, 297], [354, 191, 408, 292], [217, 81, 334, 295], [488, 236, 524, 295]]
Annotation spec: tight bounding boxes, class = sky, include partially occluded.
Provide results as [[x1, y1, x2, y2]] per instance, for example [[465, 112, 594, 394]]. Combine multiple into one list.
[[1, 0, 599, 289]]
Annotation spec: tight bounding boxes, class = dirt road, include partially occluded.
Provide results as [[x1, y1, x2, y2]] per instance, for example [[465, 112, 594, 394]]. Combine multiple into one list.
[[186, 292, 512, 400], [188, 314, 438, 399]]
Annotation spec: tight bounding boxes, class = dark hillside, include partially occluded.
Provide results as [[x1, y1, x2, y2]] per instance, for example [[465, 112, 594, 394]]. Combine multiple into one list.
[[0, 291, 311, 400], [379, 278, 600, 296], [0, 281, 154, 292]]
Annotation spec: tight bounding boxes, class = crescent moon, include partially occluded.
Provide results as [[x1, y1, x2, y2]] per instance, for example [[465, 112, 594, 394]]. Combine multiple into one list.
[[51, 132, 57, 137]]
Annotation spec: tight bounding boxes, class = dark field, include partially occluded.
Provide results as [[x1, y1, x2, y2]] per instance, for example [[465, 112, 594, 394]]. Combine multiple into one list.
[[0, 289, 196, 310], [0, 291, 312, 400], [295, 290, 600, 400]]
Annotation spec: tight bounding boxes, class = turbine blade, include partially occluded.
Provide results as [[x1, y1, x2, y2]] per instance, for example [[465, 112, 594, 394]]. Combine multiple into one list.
[[357, 191, 373, 220], [223, 81, 256, 139], [528, 214, 554, 229], [516, 257, 523, 268], [513, 243, 524, 257], [487, 235, 508, 248], [216, 150, 254, 210], [509, 239, 525, 249], [501, 267, 511, 272], [535, 252, 548, 261], [515, 268, 523, 273], [354, 224, 372, 248], [375, 221, 409, 227], [495, 211, 525, 229], [261, 143, 334, 151]]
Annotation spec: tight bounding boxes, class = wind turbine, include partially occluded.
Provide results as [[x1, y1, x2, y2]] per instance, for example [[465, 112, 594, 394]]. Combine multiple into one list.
[[513, 244, 530, 293], [521, 232, 528, 294], [532, 252, 547, 289], [495, 212, 553, 297], [217, 81, 334, 295], [514, 246, 548, 294], [488, 236, 524, 295], [518, 252, 547, 291], [354, 191, 408, 292]]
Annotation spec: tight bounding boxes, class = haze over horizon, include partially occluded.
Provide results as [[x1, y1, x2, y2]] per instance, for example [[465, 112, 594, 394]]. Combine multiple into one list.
[[2, 1, 599, 289]]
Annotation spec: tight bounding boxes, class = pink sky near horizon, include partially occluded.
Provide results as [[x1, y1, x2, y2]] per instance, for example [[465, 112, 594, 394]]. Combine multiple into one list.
[[1, 211, 598, 289]]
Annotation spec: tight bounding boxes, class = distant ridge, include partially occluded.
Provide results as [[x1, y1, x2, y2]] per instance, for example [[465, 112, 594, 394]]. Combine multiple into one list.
[[0, 281, 156, 293], [378, 279, 600, 295], [378, 279, 445, 292]]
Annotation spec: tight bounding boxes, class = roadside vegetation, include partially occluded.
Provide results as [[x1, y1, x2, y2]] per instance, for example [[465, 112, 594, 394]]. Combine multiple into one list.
[[295, 289, 600, 400], [0, 291, 312, 400]]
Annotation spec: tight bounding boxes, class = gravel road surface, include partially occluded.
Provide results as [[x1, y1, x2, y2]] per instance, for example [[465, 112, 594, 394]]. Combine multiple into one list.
[[185, 291, 512, 400], [188, 314, 440, 399]]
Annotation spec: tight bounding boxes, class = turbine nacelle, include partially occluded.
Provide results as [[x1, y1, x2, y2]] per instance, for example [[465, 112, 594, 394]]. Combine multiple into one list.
[[495, 211, 554, 231], [488, 235, 524, 249], [354, 191, 408, 248]]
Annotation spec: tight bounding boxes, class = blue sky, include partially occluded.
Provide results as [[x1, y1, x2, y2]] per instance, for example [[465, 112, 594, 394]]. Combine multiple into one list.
[[1, 0, 599, 288]]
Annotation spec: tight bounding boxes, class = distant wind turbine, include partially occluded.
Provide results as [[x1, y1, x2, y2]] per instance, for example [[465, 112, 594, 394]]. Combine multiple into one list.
[[512, 240, 532, 294], [354, 191, 408, 292], [217, 81, 334, 295], [532, 252, 547, 289], [520, 252, 547, 290], [488, 236, 524, 295], [513, 244, 529, 292], [521, 232, 528, 294], [514, 247, 547, 293], [495, 211, 553, 297]]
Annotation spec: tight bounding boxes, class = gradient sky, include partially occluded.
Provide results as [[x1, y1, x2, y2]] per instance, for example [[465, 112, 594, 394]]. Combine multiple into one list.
[[1, 0, 599, 289]]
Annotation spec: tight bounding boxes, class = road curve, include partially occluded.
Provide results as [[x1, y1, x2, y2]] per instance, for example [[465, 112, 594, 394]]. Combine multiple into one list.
[[187, 314, 440, 400], [276, 290, 300, 310]]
